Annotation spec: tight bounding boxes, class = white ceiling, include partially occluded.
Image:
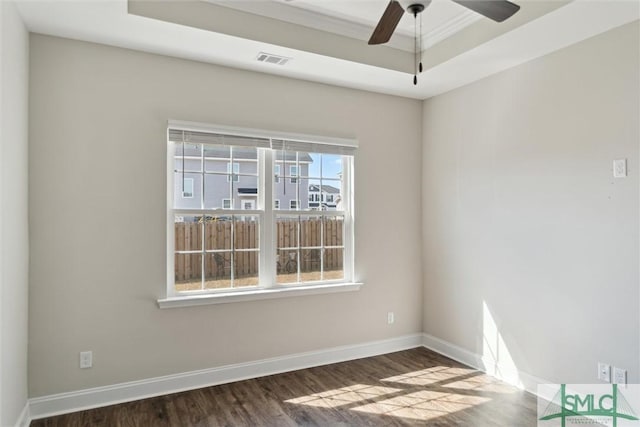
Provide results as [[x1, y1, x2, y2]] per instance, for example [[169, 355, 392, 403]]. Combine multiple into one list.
[[15, 0, 640, 100]]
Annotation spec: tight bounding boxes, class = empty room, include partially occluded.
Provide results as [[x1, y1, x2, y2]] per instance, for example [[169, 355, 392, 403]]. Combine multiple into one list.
[[1, 0, 638, 426]]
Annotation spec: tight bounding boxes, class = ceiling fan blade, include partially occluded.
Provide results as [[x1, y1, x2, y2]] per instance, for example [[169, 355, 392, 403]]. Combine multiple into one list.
[[452, 0, 520, 22], [368, 0, 405, 45]]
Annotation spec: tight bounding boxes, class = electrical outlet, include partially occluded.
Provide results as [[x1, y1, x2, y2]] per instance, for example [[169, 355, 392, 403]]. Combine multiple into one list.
[[80, 351, 93, 369], [613, 367, 627, 385], [387, 312, 394, 325], [598, 362, 610, 382]]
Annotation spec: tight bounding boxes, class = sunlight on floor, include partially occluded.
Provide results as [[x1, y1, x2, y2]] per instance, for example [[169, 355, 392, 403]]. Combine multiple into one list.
[[381, 366, 476, 386], [351, 390, 490, 421], [284, 384, 401, 408], [444, 375, 518, 394], [482, 301, 523, 388]]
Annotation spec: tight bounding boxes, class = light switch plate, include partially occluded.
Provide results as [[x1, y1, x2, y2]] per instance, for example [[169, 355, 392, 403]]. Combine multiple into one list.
[[613, 159, 627, 178], [598, 362, 611, 382]]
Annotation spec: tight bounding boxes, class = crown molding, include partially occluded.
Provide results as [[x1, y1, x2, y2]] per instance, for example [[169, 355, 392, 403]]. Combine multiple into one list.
[[208, 0, 478, 53]]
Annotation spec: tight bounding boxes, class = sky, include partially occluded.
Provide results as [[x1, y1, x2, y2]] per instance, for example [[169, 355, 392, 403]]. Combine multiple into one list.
[[307, 153, 342, 183]]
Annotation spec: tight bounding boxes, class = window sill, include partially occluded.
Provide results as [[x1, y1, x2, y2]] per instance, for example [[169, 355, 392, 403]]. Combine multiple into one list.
[[157, 282, 363, 309]]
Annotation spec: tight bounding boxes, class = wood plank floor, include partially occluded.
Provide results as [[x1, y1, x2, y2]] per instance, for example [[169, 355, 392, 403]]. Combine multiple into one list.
[[31, 347, 538, 426]]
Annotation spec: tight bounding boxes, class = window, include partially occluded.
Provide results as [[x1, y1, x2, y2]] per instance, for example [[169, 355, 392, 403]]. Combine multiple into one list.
[[167, 124, 356, 300], [289, 165, 299, 184], [182, 178, 194, 198], [274, 164, 281, 183], [227, 162, 240, 182]]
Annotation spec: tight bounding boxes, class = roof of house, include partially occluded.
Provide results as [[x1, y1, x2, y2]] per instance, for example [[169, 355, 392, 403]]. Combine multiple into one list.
[[309, 184, 340, 194]]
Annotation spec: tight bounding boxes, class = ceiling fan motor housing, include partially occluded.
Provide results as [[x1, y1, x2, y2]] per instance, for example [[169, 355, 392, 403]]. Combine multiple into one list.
[[402, 0, 432, 15]]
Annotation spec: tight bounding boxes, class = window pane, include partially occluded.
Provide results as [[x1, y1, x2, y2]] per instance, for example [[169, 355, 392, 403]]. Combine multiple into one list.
[[204, 174, 231, 209], [237, 175, 259, 202], [276, 216, 299, 284], [175, 218, 202, 251], [226, 162, 240, 182], [300, 248, 321, 282], [324, 248, 344, 281], [289, 165, 299, 183], [276, 216, 298, 249], [204, 252, 231, 290], [204, 146, 230, 173], [174, 172, 201, 209], [175, 143, 202, 172], [294, 178, 311, 211], [235, 216, 259, 249], [233, 251, 259, 287], [323, 216, 344, 247], [277, 249, 298, 284], [320, 179, 342, 210], [204, 217, 232, 251], [300, 216, 321, 248], [274, 164, 281, 183], [274, 165, 298, 209], [321, 154, 343, 180], [174, 253, 202, 291]]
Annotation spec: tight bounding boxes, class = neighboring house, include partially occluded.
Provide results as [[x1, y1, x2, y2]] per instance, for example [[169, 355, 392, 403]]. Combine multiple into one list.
[[308, 184, 341, 210], [173, 144, 312, 216]]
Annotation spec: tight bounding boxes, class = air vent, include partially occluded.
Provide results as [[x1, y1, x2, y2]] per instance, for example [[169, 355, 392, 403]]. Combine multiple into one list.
[[256, 52, 291, 66]]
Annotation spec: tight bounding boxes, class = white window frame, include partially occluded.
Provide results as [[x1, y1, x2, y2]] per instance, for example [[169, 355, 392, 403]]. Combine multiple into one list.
[[274, 199, 280, 210], [289, 199, 300, 209], [162, 121, 360, 308], [222, 198, 231, 209], [182, 178, 194, 198]]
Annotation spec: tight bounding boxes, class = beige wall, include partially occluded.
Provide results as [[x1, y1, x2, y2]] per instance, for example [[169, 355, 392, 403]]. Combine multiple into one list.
[[422, 21, 639, 384], [1, 1, 30, 424], [28, 35, 423, 396]]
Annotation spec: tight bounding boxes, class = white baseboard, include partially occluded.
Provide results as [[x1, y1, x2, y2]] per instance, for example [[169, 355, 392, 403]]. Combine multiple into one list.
[[15, 401, 31, 427], [29, 333, 423, 420], [421, 332, 550, 397]]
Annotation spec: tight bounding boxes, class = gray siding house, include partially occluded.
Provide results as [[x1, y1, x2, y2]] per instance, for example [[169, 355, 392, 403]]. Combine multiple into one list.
[[308, 184, 341, 210], [173, 144, 314, 215]]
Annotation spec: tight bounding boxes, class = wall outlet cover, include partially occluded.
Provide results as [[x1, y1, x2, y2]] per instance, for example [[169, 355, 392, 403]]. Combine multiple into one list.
[[613, 367, 627, 385]]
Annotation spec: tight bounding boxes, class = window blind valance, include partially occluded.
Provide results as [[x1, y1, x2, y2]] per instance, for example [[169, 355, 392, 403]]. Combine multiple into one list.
[[168, 121, 357, 155], [271, 139, 356, 156], [168, 129, 271, 149]]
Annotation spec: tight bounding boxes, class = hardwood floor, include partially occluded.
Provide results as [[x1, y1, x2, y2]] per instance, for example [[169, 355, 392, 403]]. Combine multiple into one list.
[[31, 347, 538, 426]]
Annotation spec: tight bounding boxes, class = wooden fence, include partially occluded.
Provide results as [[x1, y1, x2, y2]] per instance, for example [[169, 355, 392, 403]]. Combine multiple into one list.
[[175, 218, 343, 281]]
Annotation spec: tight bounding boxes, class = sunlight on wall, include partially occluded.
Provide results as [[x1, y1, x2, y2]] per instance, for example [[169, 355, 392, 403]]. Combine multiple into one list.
[[482, 301, 523, 388]]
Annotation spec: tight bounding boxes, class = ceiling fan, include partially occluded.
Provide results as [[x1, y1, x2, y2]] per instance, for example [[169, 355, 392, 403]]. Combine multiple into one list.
[[369, 0, 520, 84]]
